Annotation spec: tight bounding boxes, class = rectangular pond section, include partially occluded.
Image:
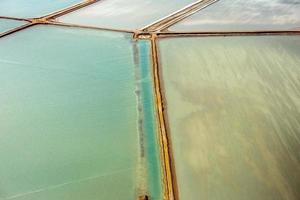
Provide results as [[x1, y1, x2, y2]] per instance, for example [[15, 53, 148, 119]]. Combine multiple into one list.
[[0, 0, 82, 18], [57, 0, 196, 30], [0, 25, 162, 200], [159, 36, 300, 200], [170, 0, 300, 31]]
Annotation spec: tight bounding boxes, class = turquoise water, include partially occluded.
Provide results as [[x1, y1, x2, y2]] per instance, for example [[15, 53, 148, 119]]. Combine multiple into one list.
[[159, 36, 300, 200], [170, 0, 300, 31], [0, 19, 26, 34], [0, 25, 162, 200], [135, 41, 163, 200], [0, 0, 82, 18], [57, 0, 195, 30]]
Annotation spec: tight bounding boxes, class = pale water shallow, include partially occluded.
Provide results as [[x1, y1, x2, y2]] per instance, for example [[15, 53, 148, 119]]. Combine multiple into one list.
[[0, 0, 82, 18], [0, 19, 26, 34], [58, 0, 195, 30], [0, 25, 161, 200], [159, 36, 300, 200], [170, 0, 300, 31]]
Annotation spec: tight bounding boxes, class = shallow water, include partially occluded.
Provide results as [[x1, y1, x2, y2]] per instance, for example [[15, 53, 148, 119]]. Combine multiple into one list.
[[170, 0, 300, 31], [0, 0, 82, 18], [159, 36, 300, 200], [58, 0, 195, 30], [0, 19, 26, 34], [0, 25, 161, 200], [133, 40, 163, 200]]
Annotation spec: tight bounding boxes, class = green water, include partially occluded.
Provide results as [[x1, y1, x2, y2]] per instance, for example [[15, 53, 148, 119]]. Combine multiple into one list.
[[57, 0, 195, 30], [0, 25, 162, 200], [0, 19, 26, 34], [0, 0, 82, 18], [159, 36, 300, 200], [170, 0, 300, 31]]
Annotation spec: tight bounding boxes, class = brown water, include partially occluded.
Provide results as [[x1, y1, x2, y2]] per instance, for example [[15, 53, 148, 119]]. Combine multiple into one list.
[[159, 36, 300, 200]]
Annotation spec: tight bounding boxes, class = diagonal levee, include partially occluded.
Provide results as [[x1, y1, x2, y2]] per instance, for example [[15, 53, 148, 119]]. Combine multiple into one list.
[[141, 0, 219, 32]]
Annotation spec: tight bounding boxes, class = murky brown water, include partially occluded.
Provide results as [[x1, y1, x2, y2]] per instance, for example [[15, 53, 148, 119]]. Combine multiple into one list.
[[160, 36, 300, 200]]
